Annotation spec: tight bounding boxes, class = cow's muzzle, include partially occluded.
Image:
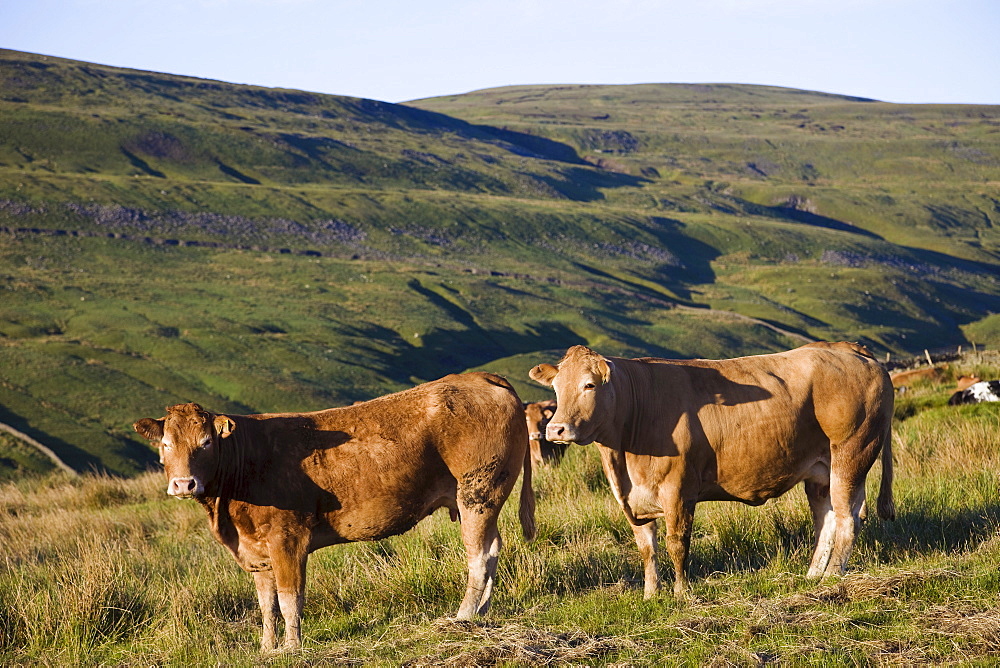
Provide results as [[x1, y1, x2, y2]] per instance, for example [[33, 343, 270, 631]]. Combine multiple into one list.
[[168, 476, 202, 498], [529, 431, 545, 442], [545, 422, 581, 444]]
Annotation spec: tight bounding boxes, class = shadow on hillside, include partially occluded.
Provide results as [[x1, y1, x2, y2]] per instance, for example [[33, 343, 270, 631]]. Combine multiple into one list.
[[724, 195, 884, 239], [644, 217, 721, 292], [563, 217, 720, 303], [342, 314, 587, 391], [372, 101, 589, 166], [406, 321, 589, 385], [536, 167, 650, 203], [217, 160, 261, 185], [114, 432, 161, 473], [0, 404, 102, 474], [120, 147, 166, 179], [376, 103, 653, 200], [842, 246, 1000, 352], [770, 205, 884, 239], [478, 125, 586, 165]]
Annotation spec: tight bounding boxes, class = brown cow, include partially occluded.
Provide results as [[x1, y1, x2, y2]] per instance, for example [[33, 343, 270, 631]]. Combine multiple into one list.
[[948, 375, 986, 404], [889, 366, 944, 388], [133, 373, 535, 652], [524, 399, 567, 467], [956, 375, 982, 392], [529, 342, 894, 597]]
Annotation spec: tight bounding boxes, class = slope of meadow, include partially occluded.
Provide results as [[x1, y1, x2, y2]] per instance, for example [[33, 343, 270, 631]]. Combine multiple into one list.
[[0, 50, 999, 475]]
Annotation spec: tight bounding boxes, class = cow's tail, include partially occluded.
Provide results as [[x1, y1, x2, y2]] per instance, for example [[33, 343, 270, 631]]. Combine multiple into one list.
[[519, 442, 537, 541], [876, 423, 896, 521]]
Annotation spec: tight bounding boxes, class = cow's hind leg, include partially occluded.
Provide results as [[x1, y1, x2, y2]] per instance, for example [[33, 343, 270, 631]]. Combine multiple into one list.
[[456, 507, 502, 619], [661, 494, 695, 597], [821, 431, 883, 578], [823, 470, 868, 578], [630, 520, 660, 599], [805, 478, 836, 578]]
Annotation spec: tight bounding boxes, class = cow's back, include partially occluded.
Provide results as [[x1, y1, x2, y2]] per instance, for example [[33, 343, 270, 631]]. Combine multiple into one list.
[[622, 343, 891, 503], [295, 372, 526, 543], [791, 343, 893, 440], [636, 343, 887, 433]]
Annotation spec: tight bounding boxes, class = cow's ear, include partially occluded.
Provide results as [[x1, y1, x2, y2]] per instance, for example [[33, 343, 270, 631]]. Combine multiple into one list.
[[133, 418, 164, 443], [529, 363, 558, 387], [542, 407, 555, 419], [597, 358, 615, 384], [214, 416, 236, 439]]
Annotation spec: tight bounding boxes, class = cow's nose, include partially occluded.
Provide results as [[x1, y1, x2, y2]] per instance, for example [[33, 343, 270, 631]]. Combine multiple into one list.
[[529, 432, 544, 441], [546, 422, 576, 443], [168, 477, 198, 497]]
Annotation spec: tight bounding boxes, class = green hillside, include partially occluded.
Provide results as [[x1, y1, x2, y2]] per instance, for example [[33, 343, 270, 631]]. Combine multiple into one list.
[[1, 50, 999, 475]]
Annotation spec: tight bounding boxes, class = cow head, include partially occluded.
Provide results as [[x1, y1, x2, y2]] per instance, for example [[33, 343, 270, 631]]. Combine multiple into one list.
[[133, 402, 235, 499], [524, 399, 557, 442], [957, 375, 982, 392], [528, 346, 615, 445]]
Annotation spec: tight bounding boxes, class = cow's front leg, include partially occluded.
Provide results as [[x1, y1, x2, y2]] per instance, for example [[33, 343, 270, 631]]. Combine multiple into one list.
[[662, 496, 695, 596], [630, 520, 660, 598], [270, 537, 308, 651], [253, 570, 280, 652]]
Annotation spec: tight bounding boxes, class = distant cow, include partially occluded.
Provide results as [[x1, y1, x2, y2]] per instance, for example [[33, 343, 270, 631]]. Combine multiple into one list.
[[529, 342, 894, 597], [133, 373, 535, 652], [956, 375, 982, 392], [948, 380, 1000, 405], [889, 366, 944, 389], [524, 399, 567, 467]]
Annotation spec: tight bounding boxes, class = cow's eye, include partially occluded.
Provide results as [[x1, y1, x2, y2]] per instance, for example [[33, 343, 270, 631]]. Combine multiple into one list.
[[584, 382, 596, 390], [199, 438, 212, 449]]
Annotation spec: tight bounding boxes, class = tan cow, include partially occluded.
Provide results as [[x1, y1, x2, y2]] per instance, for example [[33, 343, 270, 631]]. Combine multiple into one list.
[[133, 373, 535, 652], [529, 342, 894, 597], [948, 374, 986, 404], [524, 399, 567, 467], [956, 375, 982, 392], [889, 366, 944, 388]]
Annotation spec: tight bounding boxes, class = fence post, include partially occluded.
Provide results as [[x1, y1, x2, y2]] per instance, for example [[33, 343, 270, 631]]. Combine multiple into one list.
[[924, 349, 933, 366]]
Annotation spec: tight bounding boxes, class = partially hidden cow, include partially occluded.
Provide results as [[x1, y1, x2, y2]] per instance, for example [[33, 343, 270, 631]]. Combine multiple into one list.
[[956, 375, 982, 392], [133, 372, 535, 652], [524, 399, 567, 467], [948, 379, 1000, 405], [889, 366, 944, 389], [529, 342, 894, 597]]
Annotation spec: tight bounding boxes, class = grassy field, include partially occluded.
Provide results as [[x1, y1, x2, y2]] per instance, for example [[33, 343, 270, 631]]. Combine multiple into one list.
[[0, 353, 998, 665]]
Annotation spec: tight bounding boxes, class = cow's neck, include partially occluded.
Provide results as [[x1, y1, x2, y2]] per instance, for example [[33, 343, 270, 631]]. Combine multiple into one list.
[[615, 359, 646, 454], [200, 416, 262, 513], [598, 359, 647, 524]]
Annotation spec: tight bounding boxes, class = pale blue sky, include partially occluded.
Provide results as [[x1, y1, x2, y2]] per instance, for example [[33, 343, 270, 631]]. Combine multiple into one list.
[[2, 0, 998, 105]]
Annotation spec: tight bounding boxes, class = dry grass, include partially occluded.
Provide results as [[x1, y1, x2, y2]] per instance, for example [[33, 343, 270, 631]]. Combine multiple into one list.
[[0, 360, 998, 664], [403, 618, 653, 666]]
